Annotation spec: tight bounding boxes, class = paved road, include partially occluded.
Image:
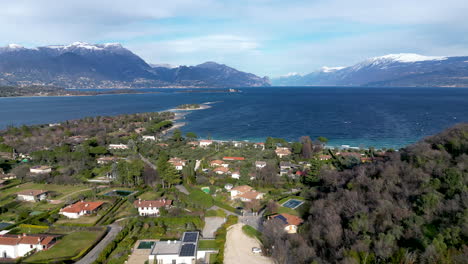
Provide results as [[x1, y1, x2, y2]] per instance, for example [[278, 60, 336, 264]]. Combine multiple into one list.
[[139, 153, 156, 170], [202, 217, 226, 238], [208, 205, 238, 216], [76, 223, 122, 264], [240, 209, 265, 231]]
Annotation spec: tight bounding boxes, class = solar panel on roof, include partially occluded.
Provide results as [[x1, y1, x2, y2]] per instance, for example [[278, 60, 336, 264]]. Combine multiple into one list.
[[182, 232, 198, 242], [179, 243, 196, 256], [274, 214, 288, 224]]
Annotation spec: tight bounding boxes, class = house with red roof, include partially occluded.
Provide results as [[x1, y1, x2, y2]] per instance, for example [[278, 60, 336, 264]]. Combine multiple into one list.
[[59, 201, 105, 219], [230, 185, 264, 202], [0, 233, 56, 259], [213, 167, 230, 175], [270, 213, 304, 234], [222, 157, 245, 161], [134, 199, 172, 216]]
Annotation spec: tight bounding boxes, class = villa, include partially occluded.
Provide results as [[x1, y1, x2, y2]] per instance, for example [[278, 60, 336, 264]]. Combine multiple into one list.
[[168, 158, 187, 171], [270, 213, 304, 234], [108, 144, 129, 150], [134, 199, 172, 217], [319, 154, 332, 161], [149, 232, 206, 264], [254, 142, 265, 150], [59, 201, 105, 219], [213, 166, 229, 175], [16, 190, 48, 202], [210, 160, 228, 168], [275, 147, 291, 158], [29, 165, 52, 174], [142, 135, 156, 141], [230, 185, 264, 202], [199, 140, 213, 147], [255, 161, 267, 169], [97, 156, 119, 164], [231, 171, 240, 179], [0, 233, 56, 259]]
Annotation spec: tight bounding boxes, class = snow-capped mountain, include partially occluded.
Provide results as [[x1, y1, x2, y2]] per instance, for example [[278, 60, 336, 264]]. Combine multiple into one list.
[[0, 42, 270, 88], [272, 53, 468, 87]]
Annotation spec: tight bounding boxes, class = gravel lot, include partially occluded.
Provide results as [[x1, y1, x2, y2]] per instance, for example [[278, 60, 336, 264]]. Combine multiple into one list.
[[224, 223, 273, 264], [202, 217, 226, 238]]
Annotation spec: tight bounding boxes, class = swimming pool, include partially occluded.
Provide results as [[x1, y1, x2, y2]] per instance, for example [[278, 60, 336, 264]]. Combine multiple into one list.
[[282, 199, 304, 209], [137, 241, 155, 249]]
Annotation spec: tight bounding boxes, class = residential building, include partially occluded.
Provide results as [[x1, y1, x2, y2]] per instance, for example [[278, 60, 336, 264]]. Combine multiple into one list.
[[59, 201, 104, 219], [254, 142, 265, 150], [199, 140, 213, 147], [97, 156, 119, 164], [230, 185, 264, 202], [142, 135, 156, 141], [149, 232, 208, 264], [210, 160, 228, 168], [319, 154, 332, 161], [168, 158, 187, 171], [213, 167, 229, 175], [134, 199, 172, 216], [255, 161, 267, 169], [222, 157, 245, 161], [0, 234, 56, 259], [270, 213, 304, 234], [108, 144, 129, 150], [275, 147, 291, 158], [16, 190, 48, 202], [29, 166, 52, 174], [231, 171, 240, 179], [134, 127, 146, 134], [187, 141, 199, 146], [280, 161, 292, 176]]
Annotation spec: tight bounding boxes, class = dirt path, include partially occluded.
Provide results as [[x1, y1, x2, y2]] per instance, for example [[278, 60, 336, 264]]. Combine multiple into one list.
[[224, 223, 273, 264]]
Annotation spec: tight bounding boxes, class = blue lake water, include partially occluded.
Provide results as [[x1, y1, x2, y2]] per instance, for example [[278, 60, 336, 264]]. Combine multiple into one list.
[[1, 87, 467, 149]]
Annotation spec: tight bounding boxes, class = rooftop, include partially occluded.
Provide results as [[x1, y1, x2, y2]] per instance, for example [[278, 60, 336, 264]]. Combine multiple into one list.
[[134, 199, 172, 208], [17, 189, 48, 196], [60, 201, 104, 213]]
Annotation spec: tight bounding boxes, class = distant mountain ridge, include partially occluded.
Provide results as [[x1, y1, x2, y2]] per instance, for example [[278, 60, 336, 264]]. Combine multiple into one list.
[[272, 53, 468, 87], [0, 42, 270, 88]]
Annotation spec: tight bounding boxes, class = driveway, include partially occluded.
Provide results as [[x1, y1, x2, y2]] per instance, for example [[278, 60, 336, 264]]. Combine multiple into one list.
[[224, 223, 273, 264], [202, 217, 225, 238], [76, 223, 122, 264]]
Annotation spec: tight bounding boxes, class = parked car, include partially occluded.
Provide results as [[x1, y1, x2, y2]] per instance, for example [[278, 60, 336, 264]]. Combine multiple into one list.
[[252, 247, 262, 254]]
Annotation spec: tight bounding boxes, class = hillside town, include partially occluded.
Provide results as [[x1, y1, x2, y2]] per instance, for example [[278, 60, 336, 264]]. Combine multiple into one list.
[[0, 110, 395, 263]]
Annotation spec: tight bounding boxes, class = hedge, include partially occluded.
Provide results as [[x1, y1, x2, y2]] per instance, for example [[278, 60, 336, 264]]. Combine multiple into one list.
[[212, 215, 238, 264]]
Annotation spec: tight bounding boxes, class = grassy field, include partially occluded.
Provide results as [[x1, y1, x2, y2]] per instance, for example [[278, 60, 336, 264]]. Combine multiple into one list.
[[198, 239, 219, 250], [0, 182, 91, 200], [26, 230, 104, 262], [242, 225, 263, 241], [137, 190, 163, 200]]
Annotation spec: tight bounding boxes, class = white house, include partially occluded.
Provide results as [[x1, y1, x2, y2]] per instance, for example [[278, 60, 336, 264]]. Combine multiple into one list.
[[275, 147, 291, 158], [230, 185, 264, 202], [29, 166, 52, 174], [59, 201, 104, 219], [199, 140, 213, 147], [210, 160, 228, 168], [168, 158, 187, 171], [149, 232, 202, 264], [254, 142, 265, 150], [142, 135, 156, 141], [0, 234, 55, 259], [255, 161, 267, 169], [133, 199, 172, 216], [108, 144, 129, 150], [16, 190, 48, 202], [231, 171, 240, 179], [97, 157, 118, 164], [213, 167, 229, 175]]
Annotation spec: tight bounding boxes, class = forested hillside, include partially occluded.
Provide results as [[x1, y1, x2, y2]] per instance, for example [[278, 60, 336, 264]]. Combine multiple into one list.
[[263, 124, 468, 263]]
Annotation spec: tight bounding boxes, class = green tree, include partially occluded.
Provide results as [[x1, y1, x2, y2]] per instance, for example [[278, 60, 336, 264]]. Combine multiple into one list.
[[292, 142, 303, 154], [185, 132, 198, 140], [317, 136, 329, 144], [172, 129, 183, 142]]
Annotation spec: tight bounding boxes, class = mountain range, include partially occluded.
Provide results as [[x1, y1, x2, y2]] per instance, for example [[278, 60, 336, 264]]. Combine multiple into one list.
[[272, 53, 468, 87], [0, 42, 270, 88]]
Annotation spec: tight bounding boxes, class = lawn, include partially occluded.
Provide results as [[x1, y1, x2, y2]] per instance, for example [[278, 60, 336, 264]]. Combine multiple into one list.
[[137, 190, 163, 200], [242, 225, 262, 242], [198, 239, 219, 250], [0, 182, 90, 200], [26, 230, 104, 262]]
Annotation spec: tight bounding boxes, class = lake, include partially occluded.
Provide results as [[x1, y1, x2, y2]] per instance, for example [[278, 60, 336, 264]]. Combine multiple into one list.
[[1, 87, 467, 148]]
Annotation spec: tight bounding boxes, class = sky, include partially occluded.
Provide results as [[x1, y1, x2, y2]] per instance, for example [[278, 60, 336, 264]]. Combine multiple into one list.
[[1, 0, 468, 77]]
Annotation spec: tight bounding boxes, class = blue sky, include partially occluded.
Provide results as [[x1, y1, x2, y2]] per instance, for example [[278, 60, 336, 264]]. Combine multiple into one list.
[[1, 0, 468, 77]]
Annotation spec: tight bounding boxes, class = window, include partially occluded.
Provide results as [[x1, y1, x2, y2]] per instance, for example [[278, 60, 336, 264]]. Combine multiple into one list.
[[172, 260, 176, 264], [30, 245, 33, 248]]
